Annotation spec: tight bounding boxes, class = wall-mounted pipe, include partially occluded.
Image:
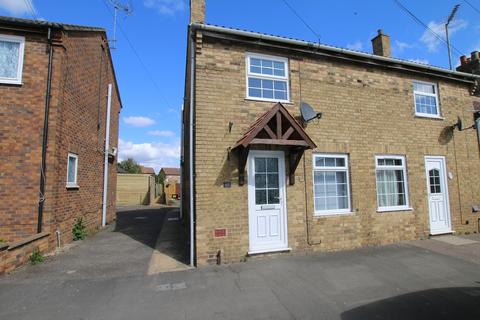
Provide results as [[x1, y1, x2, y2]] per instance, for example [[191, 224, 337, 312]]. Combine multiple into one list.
[[102, 84, 113, 227], [188, 27, 196, 267], [37, 27, 54, 233]]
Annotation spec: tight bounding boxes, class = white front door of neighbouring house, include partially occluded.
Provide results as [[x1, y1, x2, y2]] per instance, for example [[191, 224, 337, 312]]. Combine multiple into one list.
[[247, 150, 288, 254], [425, 156, 452, 235]]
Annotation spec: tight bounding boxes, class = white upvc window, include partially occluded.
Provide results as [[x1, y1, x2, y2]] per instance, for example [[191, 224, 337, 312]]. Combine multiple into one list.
[[375, 155, 410, 212], [313, 154, 351, 215], [66, 153, 79, 188], [0, 34, 25, 85], [413, 81, 440, 118], [246, 53, 289, 103]]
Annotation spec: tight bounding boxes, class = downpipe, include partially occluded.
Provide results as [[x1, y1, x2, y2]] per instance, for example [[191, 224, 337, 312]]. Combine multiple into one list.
[[102, 84, 113, 227], [189, 27, 196, 267]]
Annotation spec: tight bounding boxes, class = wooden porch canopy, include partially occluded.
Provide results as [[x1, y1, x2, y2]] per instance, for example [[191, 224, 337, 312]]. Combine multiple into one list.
[[232, 103, 316, 186]]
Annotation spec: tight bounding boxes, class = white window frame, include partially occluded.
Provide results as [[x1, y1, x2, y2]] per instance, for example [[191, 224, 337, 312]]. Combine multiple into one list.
[[66, 153, 79, 188], [0, 34, 25, 85], [245, 52, 290, 103], [413, 80, 441, 118], [375, 155, 411, 212], [312, 153, 352, 216]]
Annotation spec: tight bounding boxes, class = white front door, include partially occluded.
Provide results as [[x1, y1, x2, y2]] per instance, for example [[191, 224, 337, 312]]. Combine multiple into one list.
[[425, 156, 452, 235], [247, 150, 288, 254]]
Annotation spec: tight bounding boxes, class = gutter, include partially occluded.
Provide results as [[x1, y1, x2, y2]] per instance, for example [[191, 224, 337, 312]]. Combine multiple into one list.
[[191, 23, 480, 83], [37, 27, 54, 233]]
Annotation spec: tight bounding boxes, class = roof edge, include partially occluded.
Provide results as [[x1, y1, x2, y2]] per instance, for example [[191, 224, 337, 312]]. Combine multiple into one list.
[[192, 23, 480, 82]]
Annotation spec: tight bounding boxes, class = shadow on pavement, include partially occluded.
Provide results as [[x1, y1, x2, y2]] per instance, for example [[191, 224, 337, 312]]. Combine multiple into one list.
[[114, 208, 168, 249], [341, 287, 480, 320], [114, 206, 189, 272]]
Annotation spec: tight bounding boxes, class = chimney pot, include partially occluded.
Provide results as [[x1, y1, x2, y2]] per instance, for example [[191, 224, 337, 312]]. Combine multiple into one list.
[[471, 51, 480, 62], [190, 0, 205, 24], [371, 29, 391, 57], [460, 55, 467, 66]]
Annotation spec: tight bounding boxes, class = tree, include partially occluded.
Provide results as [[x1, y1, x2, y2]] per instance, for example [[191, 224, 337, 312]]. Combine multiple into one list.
[[156, 170, 165, 185], [118, 158, 142, 174]]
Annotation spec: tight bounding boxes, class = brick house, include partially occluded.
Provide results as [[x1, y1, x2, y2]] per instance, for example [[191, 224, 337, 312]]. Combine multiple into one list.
[[182, 1, 480, 266], [160, 167, 181, 201], [0, 17, 121, 273]]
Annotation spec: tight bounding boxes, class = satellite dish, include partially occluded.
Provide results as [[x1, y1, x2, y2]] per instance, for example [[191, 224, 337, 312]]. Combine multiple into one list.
[[300, 102, 322, 124]]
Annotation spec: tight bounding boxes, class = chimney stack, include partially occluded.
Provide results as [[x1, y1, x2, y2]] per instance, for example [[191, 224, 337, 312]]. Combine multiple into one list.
[[371, 29, 391, 57], [456, 50, 480, 74], [190, 0, 205, 24]]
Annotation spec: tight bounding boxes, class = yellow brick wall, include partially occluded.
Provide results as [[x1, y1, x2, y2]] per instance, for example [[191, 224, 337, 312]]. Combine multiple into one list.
[[192, 34, 480, 265]]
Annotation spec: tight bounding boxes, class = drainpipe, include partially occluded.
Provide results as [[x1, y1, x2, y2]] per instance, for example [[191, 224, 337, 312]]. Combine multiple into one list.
[[37, 27, 54, 233], [102, 84, 113, 227], [188, 27, 196, 267]]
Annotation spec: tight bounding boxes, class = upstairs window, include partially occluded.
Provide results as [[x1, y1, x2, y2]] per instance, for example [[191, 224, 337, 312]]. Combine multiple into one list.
[[246, 53, 289, 102], [413, 81, 440, 118], [0, 34, 25, 85], [66, 153, 78, 188]]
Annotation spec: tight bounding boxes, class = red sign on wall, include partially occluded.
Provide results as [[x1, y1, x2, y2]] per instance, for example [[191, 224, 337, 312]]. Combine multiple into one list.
[[214, 228, 227, 237]]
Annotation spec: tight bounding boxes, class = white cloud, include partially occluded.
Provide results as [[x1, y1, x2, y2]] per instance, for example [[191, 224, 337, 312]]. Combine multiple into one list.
[[143, 0, 185, 15], [346, 41, 363, 51], [123, 116, 155, 127], [118, 138, 180, 172], [408, 58, 429, 65], [420, 19, 467, 52], [0, 0, 35, 15], [148, 130, 176, 137], [395, 40, 414, 53]]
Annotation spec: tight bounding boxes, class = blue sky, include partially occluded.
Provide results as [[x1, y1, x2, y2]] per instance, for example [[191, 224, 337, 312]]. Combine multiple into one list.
[[1, 0, 480, 172]]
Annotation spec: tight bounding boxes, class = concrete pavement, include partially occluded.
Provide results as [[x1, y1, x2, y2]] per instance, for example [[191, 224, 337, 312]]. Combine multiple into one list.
[[0, 211, 479, 319]]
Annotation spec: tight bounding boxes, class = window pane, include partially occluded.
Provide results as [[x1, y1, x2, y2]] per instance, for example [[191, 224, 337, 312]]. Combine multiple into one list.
[[255, 173, 266, 188], [262, 79, 273, 89], [315, 157, 325, 167], [250, 66, 261, 74], [263, 89, 273, 99], [261, 59, 273, 68], [337, 183, 347, 196], [376, 164, 407, 208], [249, 88, 261, 98], [273, 81, 286, 91], [274, 90, 287, 100], [273, 61, 284, 70], [414, 82, 435, 94], [251, 58, 261, 66], [267, 189, 279, 204], [336, 172, 346, 183], [255, 158, 266, 173], [266, 158, 278, 172], [0, 40, 20, 78], [315, 197, 326, 211], [314, 171, 324, 184], [267, 173, 279, 188], [67, 156, 76, 183], [255, 190, 267, 205], [325, 172, 336, 183], [415, 93, 437, 115], [273, 69, 285, 77], [338, 197, 348, 209], [325, 158, 336, 167], [248, 78, 261, 88], [336, 158, 345, 167]]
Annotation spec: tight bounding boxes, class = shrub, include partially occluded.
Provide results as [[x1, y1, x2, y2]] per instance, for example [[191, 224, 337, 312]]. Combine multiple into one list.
[[29, 248, 44, 265], [72, 218, 87, 241]]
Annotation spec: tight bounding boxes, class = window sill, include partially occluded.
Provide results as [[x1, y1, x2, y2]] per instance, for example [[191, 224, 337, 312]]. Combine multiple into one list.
[[314, 211, 356, 218], [414, 114, 444, 120], [66, 185, 79, 189], [0, 80, 22, 86], [245, 97, 293, 105], [377, 207, 413, 213]]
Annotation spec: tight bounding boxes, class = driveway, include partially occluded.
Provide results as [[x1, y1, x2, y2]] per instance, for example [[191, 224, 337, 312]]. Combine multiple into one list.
[[0, 225, 479, 320]]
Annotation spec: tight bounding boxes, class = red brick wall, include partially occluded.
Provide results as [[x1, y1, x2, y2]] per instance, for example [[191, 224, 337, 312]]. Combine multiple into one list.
[[46, 31, 120, 246], [0, 31, 49, 243], [0, 27, 120, 266]]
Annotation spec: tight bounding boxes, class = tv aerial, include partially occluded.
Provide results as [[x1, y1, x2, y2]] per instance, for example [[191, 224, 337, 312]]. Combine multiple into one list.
[[300, 102, 322, 127], [107, 0, 133, 50]]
